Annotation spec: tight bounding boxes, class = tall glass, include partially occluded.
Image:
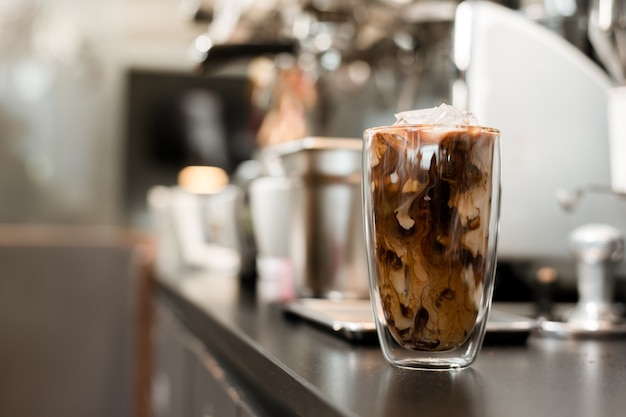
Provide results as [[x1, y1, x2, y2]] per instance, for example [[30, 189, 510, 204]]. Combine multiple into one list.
[[362, 124, 501, 370]]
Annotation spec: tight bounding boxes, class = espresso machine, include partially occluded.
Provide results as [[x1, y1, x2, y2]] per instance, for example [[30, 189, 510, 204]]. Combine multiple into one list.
[[163, 0, 626, 326], [453, 0, 626, 335], [190, 0, 461, 140], [182, 0, 464, 300]]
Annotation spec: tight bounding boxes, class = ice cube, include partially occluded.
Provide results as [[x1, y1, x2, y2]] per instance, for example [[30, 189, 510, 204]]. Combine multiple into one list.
[[394, 103, 479, 126]]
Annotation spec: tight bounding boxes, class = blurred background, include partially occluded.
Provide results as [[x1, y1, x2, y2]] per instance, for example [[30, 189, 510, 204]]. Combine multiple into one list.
[[2, 0, 625, 416], [0, 0, 597, 228]]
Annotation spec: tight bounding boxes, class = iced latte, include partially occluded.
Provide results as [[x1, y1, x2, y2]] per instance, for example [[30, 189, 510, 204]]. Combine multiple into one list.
[[362, 105, 501, 368]]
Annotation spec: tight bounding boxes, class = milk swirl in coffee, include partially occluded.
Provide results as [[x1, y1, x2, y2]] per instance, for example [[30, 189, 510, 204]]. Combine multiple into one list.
[[367, 118, 498, 351]]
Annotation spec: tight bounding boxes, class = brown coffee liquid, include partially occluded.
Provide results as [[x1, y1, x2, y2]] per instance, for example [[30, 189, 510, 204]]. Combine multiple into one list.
[[369, 126, 496, 351]]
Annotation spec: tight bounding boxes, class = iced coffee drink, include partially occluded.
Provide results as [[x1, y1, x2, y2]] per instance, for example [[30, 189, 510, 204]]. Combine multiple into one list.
[[363, 104, 501, 368]]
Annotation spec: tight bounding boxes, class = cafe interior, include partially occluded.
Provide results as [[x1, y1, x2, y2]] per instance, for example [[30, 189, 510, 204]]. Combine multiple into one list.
[[1, 0, 626, 416]]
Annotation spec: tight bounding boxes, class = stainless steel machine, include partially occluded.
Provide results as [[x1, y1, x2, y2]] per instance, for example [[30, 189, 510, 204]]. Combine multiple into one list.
[[454, 0, 626, 335]]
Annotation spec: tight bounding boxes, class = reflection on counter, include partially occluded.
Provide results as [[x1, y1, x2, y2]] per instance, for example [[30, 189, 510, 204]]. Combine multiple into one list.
[[374, 366, 486, 417]]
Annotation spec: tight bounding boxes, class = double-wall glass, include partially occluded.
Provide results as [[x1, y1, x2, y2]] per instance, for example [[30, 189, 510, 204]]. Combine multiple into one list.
[[362, 124, 501, 370]]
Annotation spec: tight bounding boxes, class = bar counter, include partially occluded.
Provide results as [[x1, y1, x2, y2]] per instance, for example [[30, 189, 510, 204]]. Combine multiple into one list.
[[154, 272, 626, 417]]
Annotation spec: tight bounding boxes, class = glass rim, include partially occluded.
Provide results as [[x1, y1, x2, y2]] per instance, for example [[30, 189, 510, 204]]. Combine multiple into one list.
[[364, 124, 500, 136]]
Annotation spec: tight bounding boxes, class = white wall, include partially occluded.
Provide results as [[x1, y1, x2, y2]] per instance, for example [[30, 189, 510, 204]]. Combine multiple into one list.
[[0, 0, 206, 225]]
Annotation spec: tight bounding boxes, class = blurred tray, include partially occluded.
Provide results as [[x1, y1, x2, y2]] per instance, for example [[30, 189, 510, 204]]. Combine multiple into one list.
[[284, 298, 537, 345]]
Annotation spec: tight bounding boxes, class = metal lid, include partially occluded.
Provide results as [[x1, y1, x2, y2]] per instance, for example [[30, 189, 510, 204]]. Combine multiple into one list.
[[259, 136, 363, 178]]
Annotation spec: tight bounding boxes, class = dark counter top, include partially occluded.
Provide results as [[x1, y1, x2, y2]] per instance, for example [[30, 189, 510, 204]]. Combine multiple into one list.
[[156, 272, 626, 417]]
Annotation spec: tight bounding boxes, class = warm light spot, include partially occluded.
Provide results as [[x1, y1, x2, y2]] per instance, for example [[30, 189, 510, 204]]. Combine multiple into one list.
[[178, 166, 229, 194]]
